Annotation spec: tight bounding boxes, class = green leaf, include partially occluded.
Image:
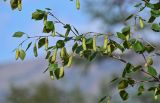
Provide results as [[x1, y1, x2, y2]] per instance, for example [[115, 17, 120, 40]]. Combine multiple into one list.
[[33, 42, 38, 57], [127, 78, 135, 86], [43, 21, 55, 33], [118, 80, 128, 90], [145, 44, 155, 53], [122, 63, 133, 77], [48, 63, 58, 71], [38, 38, 45, 48], [125, 14, 134, 21], [117, 32, 126, 40], [19, 49, 26, 60], [56, 40, 65, 48], [134, 3, 142, 7], [137, 85, 145, 96], [97, 96, 106, 103], [122, 26, 130, 36], [119, 90, 129, 101], [145, 2, 160, 10], [151, 23, 160, 32], [13, 31, 25, 38], [133, 65, 142, 72], [32, 9, 45, 20], [148, 66, 157, 76], [151, 10, 160, 17], [10, 0, 18, 10], [54, 67, 64, 79], [25, 42, 32, 51], [83, 50, 92, 60], [133, 41, 145, 53], [110, 40, 124, 52], [148, 16, 156, 23], [110, 77, 119, 83], [49, 71, 54, 80], [45, 51, 51, 59], [72, 42, 78, 52], [64, 24, 71, 37]]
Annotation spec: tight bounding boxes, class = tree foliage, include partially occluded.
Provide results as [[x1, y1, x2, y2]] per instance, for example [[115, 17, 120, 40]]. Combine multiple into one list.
[[3, 0, 160, 102]]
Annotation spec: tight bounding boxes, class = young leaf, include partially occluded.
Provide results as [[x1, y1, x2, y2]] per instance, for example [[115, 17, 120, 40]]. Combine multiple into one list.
[[98, 96, 107, 103], [32, 10, 45, 20], [137, 85, 145, 96], [54, 67, 64, 79], [13, 31, 25, 38], [133, 41, 145, 53], [118, 80, 128, 90], [56, 40, 65, 48], [43, 21, 55, 33], [45, 51, 51, 59], [125, 14, 134, 21], [151, 23, 160, 32], [10, 0, 18, 10], [148, 66, 157, 76], [119, 90, 129, 101], [67, 55, 73, 67], [64, 24, 71, 37], [25, 42, 32, 51], [19, 49, 26, 60], [38, 38, 45, 48], [72, 42, 78, 52]]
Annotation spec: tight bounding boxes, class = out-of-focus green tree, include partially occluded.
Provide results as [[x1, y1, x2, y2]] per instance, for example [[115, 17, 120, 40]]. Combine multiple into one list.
[[4, 82, 85, 103]]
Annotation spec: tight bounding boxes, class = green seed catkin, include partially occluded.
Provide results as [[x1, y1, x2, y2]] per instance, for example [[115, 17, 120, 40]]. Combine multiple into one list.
[[82, 37, 87, 50], [103, 35, 108, 50], [45, 38, 48, 50], [76, 0, 80, 10], [107, 45, 111, 54], [67, 56, 73, 67], [51, 49, 57, 63], [139, 17, 144, 29], [93, 36, 97, 51], [18, 0, 22, 11], [15, 49, 19, 60], [34, 42, 38, 57], [59, 66, 64, 78], [60, 47, 66, 59]]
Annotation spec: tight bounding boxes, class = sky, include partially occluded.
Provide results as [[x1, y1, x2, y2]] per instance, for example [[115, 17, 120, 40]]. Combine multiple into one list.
[[0, 0, 99, 64]]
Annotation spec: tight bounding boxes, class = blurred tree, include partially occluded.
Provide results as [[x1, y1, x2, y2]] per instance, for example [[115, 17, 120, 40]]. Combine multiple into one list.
[[4, 82, 85, 103]]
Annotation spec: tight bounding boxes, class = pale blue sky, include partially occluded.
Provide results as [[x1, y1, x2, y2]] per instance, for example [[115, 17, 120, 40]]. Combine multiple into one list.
[[0, 0, 96, 64]]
